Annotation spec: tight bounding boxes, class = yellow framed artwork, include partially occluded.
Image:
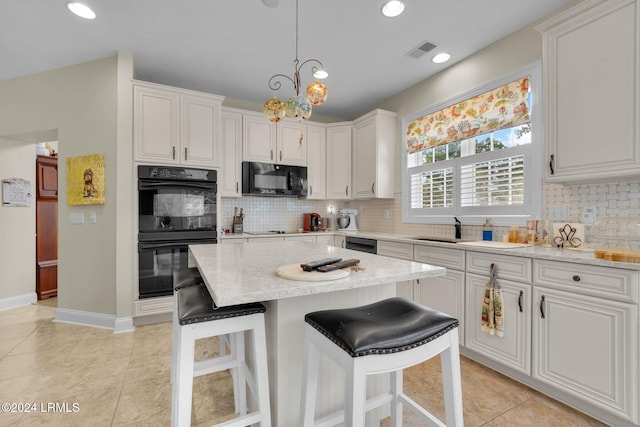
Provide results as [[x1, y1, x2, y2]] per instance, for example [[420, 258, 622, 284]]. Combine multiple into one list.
[[66, 153, 105, 205]]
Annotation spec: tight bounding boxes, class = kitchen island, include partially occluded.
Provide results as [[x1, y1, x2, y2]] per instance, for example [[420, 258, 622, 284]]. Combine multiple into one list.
[[188, 240, 446, 426]]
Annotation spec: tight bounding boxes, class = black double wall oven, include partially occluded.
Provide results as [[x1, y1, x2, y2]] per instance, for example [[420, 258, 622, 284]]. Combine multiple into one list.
[[137, 165, 217, 299]]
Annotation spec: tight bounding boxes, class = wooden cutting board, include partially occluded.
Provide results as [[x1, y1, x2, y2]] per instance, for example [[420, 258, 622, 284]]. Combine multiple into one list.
[[594, 248, 640, 263], [276, 263, 350, 281]]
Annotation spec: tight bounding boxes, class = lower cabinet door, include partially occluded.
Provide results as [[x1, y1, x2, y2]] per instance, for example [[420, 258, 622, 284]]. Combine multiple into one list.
[[417, 270, 466, 345], [532, 287, 637, 422], [465, 273, 531, 374]]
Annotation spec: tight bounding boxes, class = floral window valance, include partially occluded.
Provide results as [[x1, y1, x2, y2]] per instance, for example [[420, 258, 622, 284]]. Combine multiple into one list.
[[406, 76, 531, 154]]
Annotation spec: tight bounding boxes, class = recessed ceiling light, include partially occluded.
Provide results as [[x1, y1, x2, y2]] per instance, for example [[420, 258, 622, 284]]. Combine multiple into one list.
[[432, 53, 451, 64], [382, 0, 405, 18], [67, 2, 96, 20]]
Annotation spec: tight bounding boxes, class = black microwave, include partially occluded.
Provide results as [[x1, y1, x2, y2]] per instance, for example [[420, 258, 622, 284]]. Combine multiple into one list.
[[242, 161, 307, 197]]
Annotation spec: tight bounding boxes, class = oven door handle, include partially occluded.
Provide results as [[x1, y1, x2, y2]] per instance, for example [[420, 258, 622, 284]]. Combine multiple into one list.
[[138, 240, 216, 251], [138, 180, 217, 191]]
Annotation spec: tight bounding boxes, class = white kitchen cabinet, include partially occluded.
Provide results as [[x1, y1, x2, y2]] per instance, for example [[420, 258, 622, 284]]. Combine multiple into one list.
[[466, 272, 532, 374], [532, 259, 638, 423], [316, 234, 333, 246], [537, 0, 640, 182], [464, 251, 532, 373], [284, 235, 316, 243], [325, 123, 352, 200], [413, 244, 466, 344], [220, 108, 243, 197], [333, 235, 345, 249], [133, 81, 223, 167], [306, 123, 326, 199], [377, 240, 415, 302], [352, 109, 396, 199], [242, 112, 307, 166]]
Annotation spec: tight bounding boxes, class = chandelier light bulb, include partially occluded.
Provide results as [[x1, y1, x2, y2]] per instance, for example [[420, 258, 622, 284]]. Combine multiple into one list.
[[284, 96, 312, 120], [313, 69, 328, 79], [263, 97, 286, 123], [306, 82, 328, 106]]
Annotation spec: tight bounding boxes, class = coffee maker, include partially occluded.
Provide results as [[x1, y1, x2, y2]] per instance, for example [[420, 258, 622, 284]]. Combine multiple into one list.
[[303, 213, 320, 231]]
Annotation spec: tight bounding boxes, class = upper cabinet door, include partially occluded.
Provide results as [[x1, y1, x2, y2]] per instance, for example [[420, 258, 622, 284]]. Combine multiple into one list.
[[537, 0, 640, 182], [277, 120, 307, 166], [306, 123, 326, 199], [326, 124, 352, 200], [180, 94, 221, 168], [243, 112, 276, 163], [220, 108, 243, 197], [134, 85, 180, 163], [352, 109, 396, 199]]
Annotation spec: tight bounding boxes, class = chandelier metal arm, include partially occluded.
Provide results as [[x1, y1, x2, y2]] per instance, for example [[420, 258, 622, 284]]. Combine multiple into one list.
[[268, 73, 296, 92]]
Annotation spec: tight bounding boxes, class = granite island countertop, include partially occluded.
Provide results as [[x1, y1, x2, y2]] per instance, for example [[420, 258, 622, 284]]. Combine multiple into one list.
[[189, 240, 446, 307]]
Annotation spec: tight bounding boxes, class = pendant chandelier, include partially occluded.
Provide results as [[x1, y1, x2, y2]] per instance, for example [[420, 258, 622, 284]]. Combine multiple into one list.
[[263, 0, 328, 122]]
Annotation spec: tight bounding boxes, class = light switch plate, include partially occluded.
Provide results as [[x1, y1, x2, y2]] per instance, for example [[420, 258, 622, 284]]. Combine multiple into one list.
[[581, 206, 596, 225], [549, 206, 568, 221], [69, 212, 84, 224]]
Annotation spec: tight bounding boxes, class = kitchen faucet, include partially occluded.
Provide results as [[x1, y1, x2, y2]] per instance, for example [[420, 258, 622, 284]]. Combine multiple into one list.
[[454, 217, 461, 240]]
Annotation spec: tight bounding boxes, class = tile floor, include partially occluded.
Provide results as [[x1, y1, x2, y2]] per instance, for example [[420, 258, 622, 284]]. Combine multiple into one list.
[[0, 299, 608, 427]]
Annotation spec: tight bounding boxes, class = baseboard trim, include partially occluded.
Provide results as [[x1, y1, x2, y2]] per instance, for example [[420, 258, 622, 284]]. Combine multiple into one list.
[[0, 293, 37, 311], [55, 308, 135, 333]]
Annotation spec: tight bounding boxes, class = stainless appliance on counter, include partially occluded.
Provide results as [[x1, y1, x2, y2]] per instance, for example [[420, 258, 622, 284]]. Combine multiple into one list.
[[137, 165, 217, 299], [242, 161, 307, 197]]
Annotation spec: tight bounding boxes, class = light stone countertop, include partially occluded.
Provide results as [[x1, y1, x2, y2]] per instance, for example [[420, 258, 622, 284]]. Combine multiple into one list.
[[189, 241, 446, 307], [219, 229, 640, 271]]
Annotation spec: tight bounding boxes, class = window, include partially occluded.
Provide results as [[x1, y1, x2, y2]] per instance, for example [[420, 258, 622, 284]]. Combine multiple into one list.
[[402, 63, 541, 226]]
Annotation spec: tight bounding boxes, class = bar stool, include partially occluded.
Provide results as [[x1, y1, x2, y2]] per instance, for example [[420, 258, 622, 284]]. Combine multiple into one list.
[[171, 268, 239, 406], [299, 297, 463, 427], [172, 282, 271, 427]]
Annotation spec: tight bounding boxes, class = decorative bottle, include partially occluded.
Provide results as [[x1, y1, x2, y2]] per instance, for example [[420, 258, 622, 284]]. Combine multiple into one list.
[[482, 219, 493, 241], [542, 220, 551, 247]]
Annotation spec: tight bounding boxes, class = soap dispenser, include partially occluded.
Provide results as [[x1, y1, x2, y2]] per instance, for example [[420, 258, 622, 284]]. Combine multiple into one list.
[[483, 219, 493, 241]]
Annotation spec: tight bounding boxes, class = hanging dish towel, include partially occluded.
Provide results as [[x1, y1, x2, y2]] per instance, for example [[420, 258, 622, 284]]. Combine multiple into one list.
[[481, 263, 504, 337]]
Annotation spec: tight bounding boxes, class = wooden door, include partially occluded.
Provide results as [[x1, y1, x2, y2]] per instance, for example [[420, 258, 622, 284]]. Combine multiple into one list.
[[36, 155, 58, 300]]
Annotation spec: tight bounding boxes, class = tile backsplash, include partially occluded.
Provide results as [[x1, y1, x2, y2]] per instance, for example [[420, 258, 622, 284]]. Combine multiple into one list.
[[221, 178, 640, 248]]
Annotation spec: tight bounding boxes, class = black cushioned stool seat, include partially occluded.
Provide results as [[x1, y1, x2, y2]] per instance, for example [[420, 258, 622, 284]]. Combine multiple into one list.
[[300, 297, 463, 427], [305, 297, 459, 357], [172, 283, 271, 427], [173, 267, 204, 290], [177, 283, 266, 325]]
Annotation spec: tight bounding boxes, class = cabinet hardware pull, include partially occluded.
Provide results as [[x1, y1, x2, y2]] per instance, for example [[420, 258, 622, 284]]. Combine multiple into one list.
[[540, 295, 546, 318], [172, 146, 176, 160], [549, 154, 555, 175], [345, 185, 349, 196], [518, 290, 523, 313], [371, 182, 375, 194], [184, 147, 188, 161], [270, 149, 273, 160], [572, 275, 581, 282], [236, 182, 239, 193], [280, 150, 282, 161], [309, 186, 312, 196]]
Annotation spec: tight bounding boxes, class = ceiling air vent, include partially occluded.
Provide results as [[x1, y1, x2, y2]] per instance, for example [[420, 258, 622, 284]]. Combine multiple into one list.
[[406, 41, 437, 59]]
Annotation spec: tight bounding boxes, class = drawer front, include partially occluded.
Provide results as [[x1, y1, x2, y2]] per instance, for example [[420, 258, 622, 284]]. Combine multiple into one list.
[[316, 235, 334, 246], [466, 251, 532, 284], [377, 240, 413, 261], [414, 244, 465, 270], [534, 260, 638, 303]]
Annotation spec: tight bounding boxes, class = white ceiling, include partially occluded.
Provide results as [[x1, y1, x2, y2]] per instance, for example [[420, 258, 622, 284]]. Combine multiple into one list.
[[0, 0, 574, 120]]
